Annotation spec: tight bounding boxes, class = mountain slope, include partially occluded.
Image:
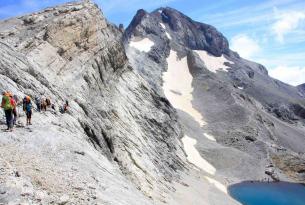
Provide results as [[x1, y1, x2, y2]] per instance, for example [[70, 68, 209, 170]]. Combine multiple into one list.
[[124, 6, 305, 187], [1, 2, 304, 204], [0, 2, 188, 204], [298, 83, 305, 96]]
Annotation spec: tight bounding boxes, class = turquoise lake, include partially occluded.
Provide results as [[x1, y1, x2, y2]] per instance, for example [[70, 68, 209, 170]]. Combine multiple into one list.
[[228, 181, 305, 205]]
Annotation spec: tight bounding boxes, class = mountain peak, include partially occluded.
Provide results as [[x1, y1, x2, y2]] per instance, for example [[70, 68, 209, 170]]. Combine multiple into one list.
[[125, 6, 230, 57]]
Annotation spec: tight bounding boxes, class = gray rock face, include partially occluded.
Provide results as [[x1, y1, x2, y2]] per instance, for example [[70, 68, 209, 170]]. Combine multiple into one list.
[[298, 83, 305, 96], [125, 7, 231, 57], [125, 6, 305, 185], [0, 1, 187, 204]]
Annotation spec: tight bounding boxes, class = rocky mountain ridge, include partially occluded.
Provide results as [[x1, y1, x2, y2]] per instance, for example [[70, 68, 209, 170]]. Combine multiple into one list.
[[0, 1, 189, 204], [0, 1, 304, 205]]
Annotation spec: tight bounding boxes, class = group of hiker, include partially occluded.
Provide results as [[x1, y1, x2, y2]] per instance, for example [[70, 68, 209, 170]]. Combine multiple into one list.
[[1, 92, 32, 131], [1, 91, 69, 132], [34, 96, 52, 112]]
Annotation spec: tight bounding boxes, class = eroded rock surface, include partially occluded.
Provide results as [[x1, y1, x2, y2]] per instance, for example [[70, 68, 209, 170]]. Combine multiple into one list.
[[0, 1, 187, 204]]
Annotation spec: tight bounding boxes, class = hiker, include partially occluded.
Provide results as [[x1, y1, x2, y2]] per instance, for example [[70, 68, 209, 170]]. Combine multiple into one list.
[[41, 98, 47, 111], [9, 93, 17, 126], [13, 95, 19, 105], [63, 104, 68, 112], [60, 100, 69, 114], [35, 96, 41, 112], [46, 97, 51, 107], [23, 96, 32, 125], [63, 100, 69, 112], [1, 92, 14, 131]]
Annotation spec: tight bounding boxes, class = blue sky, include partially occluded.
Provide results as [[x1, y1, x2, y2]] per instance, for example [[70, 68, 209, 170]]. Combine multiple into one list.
[[1, 0, 305, 86]]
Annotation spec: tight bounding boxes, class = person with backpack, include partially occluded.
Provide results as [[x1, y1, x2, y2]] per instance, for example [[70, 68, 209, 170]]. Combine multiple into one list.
[[8, 93, 17, 126], [60, 100, 69, 114], [1, 91, 14, 131], [41, 98, 47, 111], [23, 96, 33, 125], [46, 97, 51, 107]]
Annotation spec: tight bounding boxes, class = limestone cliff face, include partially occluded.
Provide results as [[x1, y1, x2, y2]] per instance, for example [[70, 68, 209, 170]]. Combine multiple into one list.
[[0, 1, 187, 204]]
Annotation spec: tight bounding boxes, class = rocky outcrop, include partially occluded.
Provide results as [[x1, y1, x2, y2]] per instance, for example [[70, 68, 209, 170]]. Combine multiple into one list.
[[0, 1, 187, 204], [272, 153, 305, 182]]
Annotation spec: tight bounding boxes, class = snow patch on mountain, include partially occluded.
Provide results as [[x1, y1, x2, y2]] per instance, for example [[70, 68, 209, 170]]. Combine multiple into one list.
[[182, 135, 216, 175], [203, 133, 216, 141], [162, 50, 230, 196], [163, 50, 207, 126], [204, 176, 227, 194], [194, 50, 232, 73], [129, 37, 154, 52]]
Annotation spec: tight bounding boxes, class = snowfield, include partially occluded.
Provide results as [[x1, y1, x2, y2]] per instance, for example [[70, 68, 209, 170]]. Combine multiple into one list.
[[162, 50, 228, 195], [163, 50, 207, 127]]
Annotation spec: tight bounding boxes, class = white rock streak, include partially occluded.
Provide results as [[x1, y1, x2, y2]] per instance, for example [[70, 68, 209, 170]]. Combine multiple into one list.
[[160, 22, 166, 29], [129, 38, 154, 52], [194, 50, 232, 73], [165, 32, 172, 40], [159, 23, 172, 40]]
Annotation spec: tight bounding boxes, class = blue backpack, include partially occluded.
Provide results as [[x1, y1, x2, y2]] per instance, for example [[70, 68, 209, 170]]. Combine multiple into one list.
[[25, 102, 32, 112]]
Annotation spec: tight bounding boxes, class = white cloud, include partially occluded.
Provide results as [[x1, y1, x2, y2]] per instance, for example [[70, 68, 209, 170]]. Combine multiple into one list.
[[272, 10, 305, 43], [269, 65, 305, 86], [230, 34, 261, 59]]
